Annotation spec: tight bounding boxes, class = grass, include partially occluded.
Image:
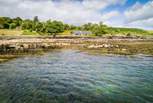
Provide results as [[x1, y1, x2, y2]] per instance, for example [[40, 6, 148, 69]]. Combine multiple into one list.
[[59, 30, 72, 36], [148, 30, 153, 34], [0, 29, 40, 36], [22, 30, 39, 35], [59, 28, 153, 38], [59, 30, 102, 37], [0, 29, 153, 37], [106, 27, 151, 36], [0, 29, 23, 36]]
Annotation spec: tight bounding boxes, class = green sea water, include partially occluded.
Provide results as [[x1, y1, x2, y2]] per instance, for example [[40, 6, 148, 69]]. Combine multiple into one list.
[[0, 50, 153, 103]]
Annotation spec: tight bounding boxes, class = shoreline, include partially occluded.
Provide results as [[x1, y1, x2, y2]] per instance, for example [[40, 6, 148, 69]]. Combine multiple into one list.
[[0, 37, 153, 63]]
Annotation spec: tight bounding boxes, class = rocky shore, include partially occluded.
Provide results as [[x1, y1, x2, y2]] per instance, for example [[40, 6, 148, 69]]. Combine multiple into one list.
[[1, 37, 152, 53], [0, 37, 153, 62]]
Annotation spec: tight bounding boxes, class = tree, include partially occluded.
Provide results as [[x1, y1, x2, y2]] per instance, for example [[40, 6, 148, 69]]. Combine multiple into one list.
[[12, 17, 22, 27], [0, 17, 12, 29], [21, 19, 33, 31], [64, 24, 70, 30], [33, 16, 39, 23], [82, 23, 92, 30], [9, 23, 16, 29], [0, 17, 5, 29], [35, 22, 44, 32], [92, 23, 108, 36], [45, 20, 64, 37], [3, 17, 12, 24], [69, 25, 77, 30]]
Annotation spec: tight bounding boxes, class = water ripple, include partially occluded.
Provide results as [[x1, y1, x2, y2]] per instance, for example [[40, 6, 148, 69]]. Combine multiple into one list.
[[0, 50, 153, 103]]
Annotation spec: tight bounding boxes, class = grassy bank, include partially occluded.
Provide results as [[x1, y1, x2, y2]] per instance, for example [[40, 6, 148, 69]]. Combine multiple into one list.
[[0, 29, 40, 36], [0, 29, 23, 36], [0, 29, 153, 38]]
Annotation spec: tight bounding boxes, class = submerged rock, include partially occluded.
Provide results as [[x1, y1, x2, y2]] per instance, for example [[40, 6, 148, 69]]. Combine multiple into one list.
[[87, 44, 117, 49]]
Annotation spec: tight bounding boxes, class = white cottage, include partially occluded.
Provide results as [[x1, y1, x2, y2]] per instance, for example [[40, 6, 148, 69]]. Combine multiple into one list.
[[72, 31, 92, 36]]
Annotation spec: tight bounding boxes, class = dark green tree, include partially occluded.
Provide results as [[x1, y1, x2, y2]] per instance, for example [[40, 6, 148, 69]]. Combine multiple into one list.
[[35, 22, 44, 32], [0, 17, 12, 29], [45, 20, 64, 37], [12, 17, 22, 27], [34, 16, 39, 23], [0, 17, 5, 29], [21, 19, 33, 31], [9, 23, 16, 29]]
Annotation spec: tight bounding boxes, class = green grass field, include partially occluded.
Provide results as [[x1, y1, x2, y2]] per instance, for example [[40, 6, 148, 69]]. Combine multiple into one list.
[[0, 29, 40, 36], [106, 27, 152, 36], [0, 29, 23, 36]]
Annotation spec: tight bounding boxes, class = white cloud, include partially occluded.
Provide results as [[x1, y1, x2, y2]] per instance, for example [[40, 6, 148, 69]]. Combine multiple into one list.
[[0, 0, 125, 25], [126, 17, 153, 30], [82, 0, 126, 10], [101, 11, 120, 21], [124, 1, 153, 29], [125, 1, 153, 23]]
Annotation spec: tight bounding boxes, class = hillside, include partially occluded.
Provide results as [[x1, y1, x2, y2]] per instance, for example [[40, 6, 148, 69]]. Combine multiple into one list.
[[107, 27, 149, 35], [0, 16, 152, 37]]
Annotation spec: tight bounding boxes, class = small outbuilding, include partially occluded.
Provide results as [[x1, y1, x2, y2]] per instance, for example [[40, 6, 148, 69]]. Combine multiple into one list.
[[71, 30, 92, 36]]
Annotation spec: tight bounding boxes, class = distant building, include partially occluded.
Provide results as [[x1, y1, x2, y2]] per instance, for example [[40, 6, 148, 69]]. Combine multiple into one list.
[[71, 30, 92, 36]]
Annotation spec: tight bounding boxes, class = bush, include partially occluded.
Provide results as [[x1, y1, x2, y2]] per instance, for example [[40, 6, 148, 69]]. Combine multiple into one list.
[[22, 30, 38, 35], [126, 33, 131, 37]]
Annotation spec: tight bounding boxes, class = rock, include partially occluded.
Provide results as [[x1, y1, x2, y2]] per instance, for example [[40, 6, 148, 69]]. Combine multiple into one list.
[[88, 44, 105, 49], [15, 46, 21, 50], [88, 45, 96, 49], [122, 48, 127, 51], [115, 45, 119, 48], [103, 44, 112, 48], [8, 44, 16, 49], [87, 43, 118, 49], [22, 44, 29, 49], [42, 43, 49, 48]]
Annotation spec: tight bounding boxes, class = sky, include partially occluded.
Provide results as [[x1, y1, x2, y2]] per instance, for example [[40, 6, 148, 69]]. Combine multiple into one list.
[[0, 0, 153, 29]]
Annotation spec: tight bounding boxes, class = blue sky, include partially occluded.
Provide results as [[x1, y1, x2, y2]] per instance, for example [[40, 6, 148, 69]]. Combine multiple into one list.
[[104, 0, 149, 12], [124, 0, 149, 8], [0, 0, 153, 29]]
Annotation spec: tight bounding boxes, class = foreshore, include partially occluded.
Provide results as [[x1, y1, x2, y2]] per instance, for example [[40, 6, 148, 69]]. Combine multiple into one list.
[[0, 37, 153, 62]]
